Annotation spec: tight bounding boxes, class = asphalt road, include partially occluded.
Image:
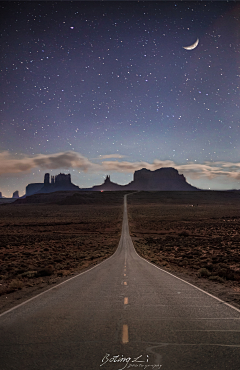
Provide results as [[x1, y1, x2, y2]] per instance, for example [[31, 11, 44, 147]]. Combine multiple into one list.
[[0, 194, 240, 370]]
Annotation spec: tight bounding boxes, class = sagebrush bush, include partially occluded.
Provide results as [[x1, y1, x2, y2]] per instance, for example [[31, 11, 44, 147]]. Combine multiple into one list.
[[21, 271, 37, 278], [197, 268, 211, 278], [37, 267, 54, 277], [57, 270, 71, 277], [178, 230, 190, 237], [8, 279, 23, 291], [209, 276, 225, 283], [216, 268, 235, 280]]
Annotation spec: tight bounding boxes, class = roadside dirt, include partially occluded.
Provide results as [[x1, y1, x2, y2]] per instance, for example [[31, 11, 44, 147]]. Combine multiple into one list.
[[128, 191, 240, 310], [0, 201, 123, 314], [1, 191, 240, 315]]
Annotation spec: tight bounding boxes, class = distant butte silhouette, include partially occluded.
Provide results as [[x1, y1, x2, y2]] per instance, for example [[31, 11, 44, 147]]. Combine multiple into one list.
[[91, 168, 199, 191], [25, 168, 198, 197], [26, 173, 79, 196], [12, 190, 19, 198]]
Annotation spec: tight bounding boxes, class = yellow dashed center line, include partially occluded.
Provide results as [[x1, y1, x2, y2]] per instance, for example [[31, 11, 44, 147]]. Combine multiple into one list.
[[124, 297, 128, 305], [124, 273, 126, 276], [122, 324, 129, 343], [124, 281, 127, 286]]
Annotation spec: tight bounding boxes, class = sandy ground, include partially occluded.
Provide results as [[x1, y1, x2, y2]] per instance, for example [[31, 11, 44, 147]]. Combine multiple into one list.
[[0, 198, 123, 314], [127, 191, 240, 310]]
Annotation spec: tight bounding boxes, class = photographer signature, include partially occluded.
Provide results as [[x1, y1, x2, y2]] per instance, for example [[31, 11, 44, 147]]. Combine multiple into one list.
[[100, 353, 162, 370]]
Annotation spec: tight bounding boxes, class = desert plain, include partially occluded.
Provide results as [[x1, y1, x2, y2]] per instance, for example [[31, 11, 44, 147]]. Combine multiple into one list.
[[128, 191, 240, 310], [0, 191, 124, 313], [0, 190, 240, 313]]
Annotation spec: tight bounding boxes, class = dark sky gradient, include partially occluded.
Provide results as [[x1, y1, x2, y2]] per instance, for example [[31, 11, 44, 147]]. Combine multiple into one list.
[[1, 1, 240, 197]]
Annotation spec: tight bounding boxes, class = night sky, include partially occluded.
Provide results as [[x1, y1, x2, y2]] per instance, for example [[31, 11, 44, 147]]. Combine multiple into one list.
[[1, 1, 240, 197]]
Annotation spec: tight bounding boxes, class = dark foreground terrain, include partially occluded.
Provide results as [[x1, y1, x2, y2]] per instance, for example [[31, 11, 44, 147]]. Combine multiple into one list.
[[128, 191, 240, 309], [1, 190, 240, 313], [0, 191, 127, 313]]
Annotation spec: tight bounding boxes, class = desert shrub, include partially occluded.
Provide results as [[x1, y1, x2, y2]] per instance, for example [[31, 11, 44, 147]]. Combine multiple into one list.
[[37, 267, 54, 277], [193, 251, 201, 256], [145, 237, 156, 244], [0, 285, 8, 296], [21, 271, 38, 278], [15, 268, 26, 275], [197, 268, 211, 278], [234, 272, 240, 281], [226, 270, 235, 280], [54, 258, 63, 263], [57, 270, 71, 277], [8, 279, 23, 291], [178, 230, 190, 237], [192, 265, 200, 270], [206, 263, 214, 271], [216, 268, 233, 280], [202, 263, 213, 271], [209, 276, 225, 283]]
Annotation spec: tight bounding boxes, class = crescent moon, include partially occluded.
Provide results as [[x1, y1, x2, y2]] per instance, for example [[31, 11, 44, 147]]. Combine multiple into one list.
[[183, 38, 199, 50]]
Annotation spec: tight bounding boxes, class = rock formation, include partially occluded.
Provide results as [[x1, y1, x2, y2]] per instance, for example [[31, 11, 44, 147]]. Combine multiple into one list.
[[0, 192, 2, 198], [12, 190, 19, 198], [44, 173, 50, 185], [91, 168, 199, 192], [91, 175, 123, 191], [25, 173, 79, 196], [128, 167, 198, 191], [39, 173, 79, 193], [24, 167, 199, 197], [26, 183, 44, 196]]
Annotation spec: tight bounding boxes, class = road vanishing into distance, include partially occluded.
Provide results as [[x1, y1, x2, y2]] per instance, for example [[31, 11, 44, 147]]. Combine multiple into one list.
[[1, 194, 240, 370]]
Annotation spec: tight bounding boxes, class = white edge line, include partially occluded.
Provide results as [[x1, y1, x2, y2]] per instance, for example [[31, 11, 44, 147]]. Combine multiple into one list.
[[137, 253, 240, 314], [0, 200, 125, 318], [126, 193, 240, 315], [0, 250, 118, 318]]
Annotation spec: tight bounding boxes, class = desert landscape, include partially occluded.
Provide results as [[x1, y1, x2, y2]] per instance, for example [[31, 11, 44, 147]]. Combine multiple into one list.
[[0, 191, 125, 313], [1, 190, 240, 314], [127, 191, 240, 309]]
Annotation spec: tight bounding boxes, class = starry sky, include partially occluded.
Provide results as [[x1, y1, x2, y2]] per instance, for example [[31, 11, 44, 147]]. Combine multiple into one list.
[[1, 1, 240, 197]]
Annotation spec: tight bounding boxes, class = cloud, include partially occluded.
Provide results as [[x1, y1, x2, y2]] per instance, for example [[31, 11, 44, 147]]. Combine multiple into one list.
[[101, 159, 176, 172], [98, 154, 126, 159], [0, 150, 240, 182], [0, 151, 98, 175], [101, 159, 240, 182]]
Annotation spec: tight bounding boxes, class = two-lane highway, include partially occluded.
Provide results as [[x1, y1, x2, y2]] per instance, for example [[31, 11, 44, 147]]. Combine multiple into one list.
[[0, 194, 240, 369]]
